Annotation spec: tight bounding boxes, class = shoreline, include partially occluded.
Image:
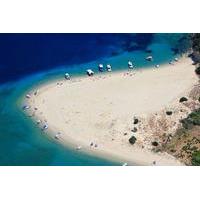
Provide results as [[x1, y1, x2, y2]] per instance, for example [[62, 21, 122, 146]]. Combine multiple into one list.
[[22, 56, 199, 165]]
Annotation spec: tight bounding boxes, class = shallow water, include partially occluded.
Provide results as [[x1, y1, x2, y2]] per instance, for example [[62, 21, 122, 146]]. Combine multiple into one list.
[[0, 34, 188, 165]]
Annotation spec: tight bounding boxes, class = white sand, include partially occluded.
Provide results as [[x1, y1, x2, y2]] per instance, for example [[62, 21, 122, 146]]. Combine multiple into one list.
[[27, 57, 199, 165]]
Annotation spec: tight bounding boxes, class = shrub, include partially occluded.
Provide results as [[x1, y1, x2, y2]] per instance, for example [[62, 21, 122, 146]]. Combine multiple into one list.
[[181, 118, 194, 129], [179, 97, 188, 103], [129, 136, 137, 145], [152, 141, 159, 146], [188, 109, 200, 125], [195, 66, 200, 75], [133, 118, 139, 124], [181, 108, 200, 128], [192, 151, 200, 166], [166, 111, 173, 115]]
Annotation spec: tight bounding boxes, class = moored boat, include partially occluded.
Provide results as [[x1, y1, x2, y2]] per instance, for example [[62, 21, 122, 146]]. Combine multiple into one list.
[[145, 55, 153, 61], [86, 69, 94, 76], [98, 64, 104, 72], [64, 73, 70, 80], [106, 64, 112, 72], [128, 61, 134, 69]]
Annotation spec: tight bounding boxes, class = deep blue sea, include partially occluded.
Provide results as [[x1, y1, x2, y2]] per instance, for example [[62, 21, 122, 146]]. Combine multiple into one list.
[[0, 33, 189, 165]]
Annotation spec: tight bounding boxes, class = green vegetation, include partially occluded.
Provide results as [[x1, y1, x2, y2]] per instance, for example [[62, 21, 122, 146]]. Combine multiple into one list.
[[129, 136, 137, 145], [191, 34, 200, 52], [191, 151, 200, 166], [195, 66, 200, 75], [181, 108, 200, 129], [163, 33, 200, 165]]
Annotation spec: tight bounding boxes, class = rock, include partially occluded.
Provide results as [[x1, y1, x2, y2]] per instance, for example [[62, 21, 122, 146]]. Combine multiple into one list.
[[166, 111, 173, 115], [90, 142, 94, 146], [179, 97, 188, 103], [129, 136, 137, 145]]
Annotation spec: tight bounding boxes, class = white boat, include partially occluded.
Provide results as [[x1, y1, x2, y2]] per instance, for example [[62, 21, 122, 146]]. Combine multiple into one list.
[[106, 64, 112, 72], [128, 61, 134, 69], [98, 64, 104, 72], [36, 119, 41, 124], [64, 73, 70, 80], [86, 69, 94, 76], [174, 57, 179, 62], [122, 162, 128, 166], [22, 105, 30, 110], [26, 94, 31, 99], [155, 64, 160, 68], [76, 146, 82, 150], [42, 124, 48, 130], [145, 55, 153, 61], [54, 134, 59, 140]]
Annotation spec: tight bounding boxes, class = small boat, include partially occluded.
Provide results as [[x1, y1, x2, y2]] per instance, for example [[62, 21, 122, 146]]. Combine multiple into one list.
[[128, 61, 134, 69], [22, 105, 30, 110], [98, 64, 104, 72], [145, 55, 153, 61], [76, 146, 82, 150], [64, 73, 70, 80], [42, 124, 48, 130], [36, 119, 41, 124], [106, 64, 112, 72], [174, 57, 179, 62], [155, 64, 160, 68], [54, 134, 59, 140], [26, 94, 31, 99], [122, 162, 128, 166], [169, 61, 174, 65], [86, 69, 94, 76]]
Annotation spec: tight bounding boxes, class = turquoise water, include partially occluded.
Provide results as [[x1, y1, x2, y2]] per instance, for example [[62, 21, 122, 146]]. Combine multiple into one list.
[[0, 41, 178, 165]]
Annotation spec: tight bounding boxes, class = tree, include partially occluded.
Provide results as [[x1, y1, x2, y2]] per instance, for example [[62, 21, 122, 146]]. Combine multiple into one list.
[[195, 66, 200, 75], [129, 136, 137, 145], [192, 151, 200, 166]]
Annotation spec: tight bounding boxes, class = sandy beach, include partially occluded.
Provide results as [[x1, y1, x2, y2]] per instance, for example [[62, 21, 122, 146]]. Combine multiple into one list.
[[25, 57, 199, 165]]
